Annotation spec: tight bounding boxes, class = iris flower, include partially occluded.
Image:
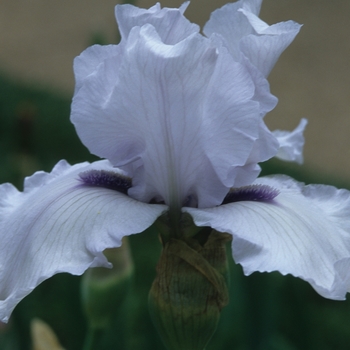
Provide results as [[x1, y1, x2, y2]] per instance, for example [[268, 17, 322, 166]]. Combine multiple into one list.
[[1, 0, 350, 323]]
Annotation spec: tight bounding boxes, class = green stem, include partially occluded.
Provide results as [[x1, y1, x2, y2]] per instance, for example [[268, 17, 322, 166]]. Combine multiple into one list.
[[83, 328, 104, 350], [168, 204, 182, 239]]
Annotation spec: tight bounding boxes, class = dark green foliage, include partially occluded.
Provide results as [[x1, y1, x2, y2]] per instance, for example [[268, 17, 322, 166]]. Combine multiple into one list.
[[0, 73, 97, 188]]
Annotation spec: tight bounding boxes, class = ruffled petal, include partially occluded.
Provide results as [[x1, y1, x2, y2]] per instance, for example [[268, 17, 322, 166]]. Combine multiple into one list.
[[240, 54, 278, 115], [203, 0, 263, 62], [203, 0, 301, 77], [0, 160, 166, 322], [239, 8, 302, 77], [115, 2, 199, 44], [273, 118, 307, 164], [184, 175, 350, 300], [72, 23, 269, 208], [73, 45, 122, 94]]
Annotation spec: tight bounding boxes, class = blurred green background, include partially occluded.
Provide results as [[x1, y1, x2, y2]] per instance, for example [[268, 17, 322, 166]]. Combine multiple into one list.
[[1, 0, 350, 349]]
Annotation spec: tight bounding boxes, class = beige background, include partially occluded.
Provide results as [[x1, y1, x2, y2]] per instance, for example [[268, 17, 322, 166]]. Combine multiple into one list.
[[0, 0, 349, 184]]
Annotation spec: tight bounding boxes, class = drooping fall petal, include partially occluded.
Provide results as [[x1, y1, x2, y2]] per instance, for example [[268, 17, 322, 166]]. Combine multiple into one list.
[[184, 175, 350, 300], [0, 160, 166, 322]]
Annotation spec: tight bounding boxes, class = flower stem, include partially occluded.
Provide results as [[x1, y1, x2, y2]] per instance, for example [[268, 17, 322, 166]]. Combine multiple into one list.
[[83, 328, 104, 350], [168, 207, 182, 238]]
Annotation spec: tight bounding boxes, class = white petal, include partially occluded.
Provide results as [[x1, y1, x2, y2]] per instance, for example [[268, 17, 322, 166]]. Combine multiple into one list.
[[229, 120, 280, 189], [239, 8, 302, 76], [72, 24, 270, 208], [240, 54, 278, 115], [203, 0, 263, 62], [273, 118, 307, 164], [73, 45, 122, 94], [204, 0, 301, 77], [0, 160, 166, 322], [184, 175, 350, 300], [115, 2, 198, 44], [204, 1, 287, 168]]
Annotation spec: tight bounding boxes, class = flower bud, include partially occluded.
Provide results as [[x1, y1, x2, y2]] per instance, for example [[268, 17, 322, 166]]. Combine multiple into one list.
[[148, 230, 231, 350], [81, 237, 134, 329], [31, 318, 65, 350]]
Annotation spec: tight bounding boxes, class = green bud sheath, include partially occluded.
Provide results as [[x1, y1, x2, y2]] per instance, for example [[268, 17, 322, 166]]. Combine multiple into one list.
[[81, 237, 134, 330], [149, 230, 231, 350]]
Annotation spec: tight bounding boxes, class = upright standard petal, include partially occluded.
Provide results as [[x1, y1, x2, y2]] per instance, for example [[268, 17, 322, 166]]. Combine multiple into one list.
[[73, 45, 122, 94], [72, 24, 272, 208], [239, 8, 302, 77], [273, 118, 308, 163], [0, 160, 166, 322], [203, 0, 263, 62], [115, 2, 199, 44], [204, 0, 301, 77], [184, 175, 350, 300]]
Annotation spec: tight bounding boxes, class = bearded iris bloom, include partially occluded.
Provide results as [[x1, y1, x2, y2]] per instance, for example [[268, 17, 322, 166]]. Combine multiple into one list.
[[1, 0, 350, 325]]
